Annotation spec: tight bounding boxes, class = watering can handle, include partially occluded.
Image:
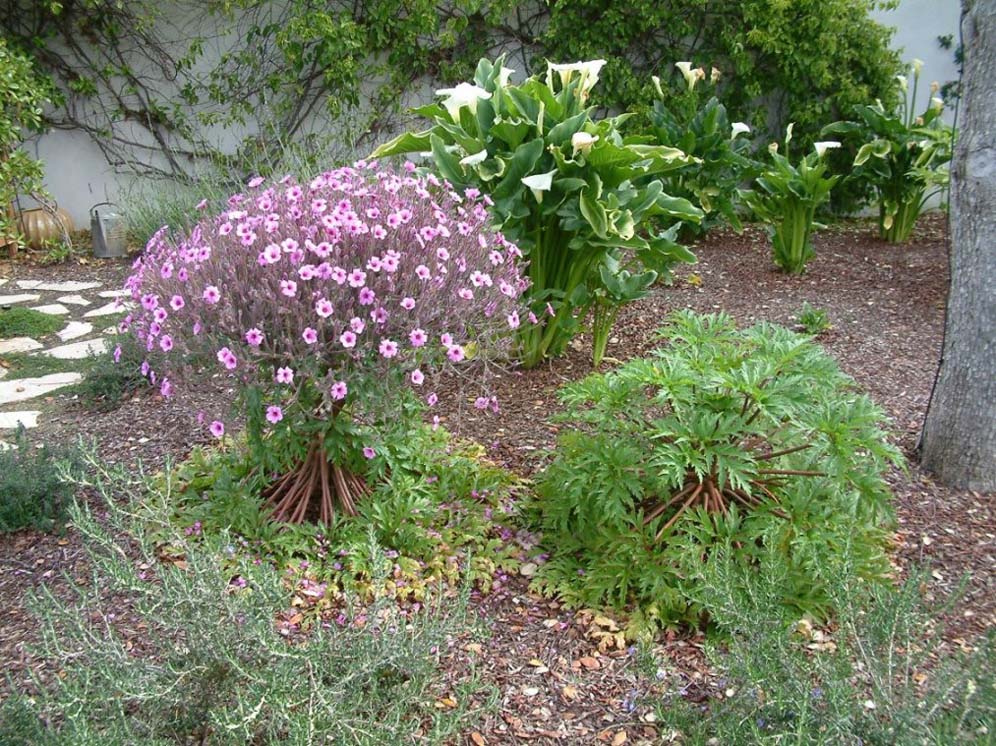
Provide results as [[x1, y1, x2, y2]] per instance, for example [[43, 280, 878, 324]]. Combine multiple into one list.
[[90, 201, 118, 216]]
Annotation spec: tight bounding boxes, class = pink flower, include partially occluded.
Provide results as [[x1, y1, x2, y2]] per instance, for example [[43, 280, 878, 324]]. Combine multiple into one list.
[[446, 344, 465, 362], [281, 279, 298, 297], [203, 286, 221, 304], [362, 446, 376, 459], [209, 420, 225, 438], [410, 369, 424, 385], [153, 308, 168, 324], [458, 288, 474, 300], [347, 269, 367, 288], [400, 297, 416, 310], [141, 293, 159, 311], [350, 317, 365, 333], [217, 347, 238, 370], [379, 339, 399, 358], [302, 327, 318, 344], [474, 396, 489, 410], [113, 344, 122, 363], [196, 198, 208, 210], [160, 379, 173, 398], [330, 380, 348, 400], [169, 294, 185, 311], [415, 265, 431, 280], [160, 335, 174, 352], [275, 366, 294, 384], [409, 328, 427, 347], [315, 298, 334, 318], [245, 328, 264, 346], [340, 331, 357, 348], [247, 175, 265, 188], [358, 287, 376, 305], [266, 405, 284, 424], [440, 333, 453, 346], [507, 311, 520, 329], [427, 392, 438, 406]]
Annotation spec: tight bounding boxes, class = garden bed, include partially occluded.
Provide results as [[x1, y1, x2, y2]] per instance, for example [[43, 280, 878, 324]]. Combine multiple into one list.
[[1, 215, 992, 744]]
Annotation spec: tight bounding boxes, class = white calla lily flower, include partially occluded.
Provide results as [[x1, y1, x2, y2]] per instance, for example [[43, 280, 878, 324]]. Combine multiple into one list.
[[896, 74, 908, 92], [731, 122, 751, 139], [521, 170, 556, 203], [498, 66, 515, 87], [547, 59, 606, 97], [814, 141, 842, 158], [785, 122, 795, 146], [571, 131, 599, 156], [651, 75, 664, 98], [459, 149, 488, 166], [931, 97, 944, 112], [675, 61, 696, 90], [435, 82, 492, 122], [912, 58, 924, 76]]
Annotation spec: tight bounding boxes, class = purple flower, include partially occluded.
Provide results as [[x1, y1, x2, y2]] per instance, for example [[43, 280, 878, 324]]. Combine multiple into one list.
[[169, 294, 185, 311], [362, 446, 376, 459], [209, 420, 225, 438], [159, 335, 174, 352]]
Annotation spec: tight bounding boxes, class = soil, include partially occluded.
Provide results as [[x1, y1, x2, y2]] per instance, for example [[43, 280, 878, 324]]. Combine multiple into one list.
[[1, 215, 993, 744]]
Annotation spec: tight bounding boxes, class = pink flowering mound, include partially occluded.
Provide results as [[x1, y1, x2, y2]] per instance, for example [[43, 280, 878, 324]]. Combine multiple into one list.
[[124, 161, 527, 523]]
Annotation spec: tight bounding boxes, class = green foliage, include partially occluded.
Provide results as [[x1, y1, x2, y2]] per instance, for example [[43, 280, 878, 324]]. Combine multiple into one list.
[[0, 350, 78, 379], [649, 543, 995, 744], [373, 55, 702, 367], [542, 0, 901, 157], [0, 36, 56, 249], [646, 66, 758, 235], [154, 417, 526, 603], [0, 426, 78, 532], [823, 61, 955, 243], [795, 302, 832, 336], [72, 333, 148, 411], [741, 128, 840, 274], [531, 311, 898, 633], [0, 307, 62, 338], [1, 449, 493, 744]]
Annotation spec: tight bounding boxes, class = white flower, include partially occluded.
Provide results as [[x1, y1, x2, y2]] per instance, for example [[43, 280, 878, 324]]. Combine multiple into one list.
[[571, 131, 599, 156], [768, 142, 779, 155], [651, 75, 664, 98], [896, 74, 908, 93], [814, 141, 842, 158], [912, 58, 924, 76], [675, 61, 696, 90], [435, 82, 492, 122], [498, 66, 515, 87], [711, 66, 721, 84], [459, 149, 488, 166], [521, 170, 556, 203], [731, 122, 751, 139], [547, 59, 606, 97], [785, 122, 795, 146], [932, 97, 945, 112]]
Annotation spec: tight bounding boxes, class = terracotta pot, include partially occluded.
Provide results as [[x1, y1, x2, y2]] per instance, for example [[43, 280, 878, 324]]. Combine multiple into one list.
[[16, 207, 75, 249]]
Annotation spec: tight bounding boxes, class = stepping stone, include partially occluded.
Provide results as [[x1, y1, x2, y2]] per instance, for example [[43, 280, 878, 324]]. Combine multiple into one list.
[[30, 303, 70, 316], [43, 337, 111, 360], [84, 301, 126, 318], [14, 280, 43, 290], [0, 440, 14, 452], [0, 366, 6, 380], [57, 321, 94, 342], [97, 289, 130, 299], [36, 281, 102, 292], [0, 337, 43, 354], [0, 410, 40, 429], [0, 279, 8, 287], [0, 293, 41, 306], [0, 372, 82, 404], [58, 294, 92, 306]]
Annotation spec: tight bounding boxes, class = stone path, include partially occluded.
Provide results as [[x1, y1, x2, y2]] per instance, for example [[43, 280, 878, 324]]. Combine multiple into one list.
[[0, 277, 132, 448]]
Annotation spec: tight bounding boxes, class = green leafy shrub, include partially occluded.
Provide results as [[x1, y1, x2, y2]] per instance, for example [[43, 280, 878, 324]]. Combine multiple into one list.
[[649, 543, 995, 744], [372, 55, 702, 367], [741, 128, 841, 274], [647, 64, 757, 235], [154, 416, 526, 602], [531, 311, 898, 633], [0, 426, 77, 532], [795, 302, 832, 336], [0, 307, 62, 338], [1, 451, 491, 745], [0, 37, 57, 252], [823, 60, 955, 243]]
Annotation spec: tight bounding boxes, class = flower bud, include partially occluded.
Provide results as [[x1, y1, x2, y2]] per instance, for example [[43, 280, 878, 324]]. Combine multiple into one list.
[[571, 131, 599, 156]]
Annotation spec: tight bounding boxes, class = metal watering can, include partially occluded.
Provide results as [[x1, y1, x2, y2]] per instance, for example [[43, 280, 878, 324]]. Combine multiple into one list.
[[90, 202, 128, 258]]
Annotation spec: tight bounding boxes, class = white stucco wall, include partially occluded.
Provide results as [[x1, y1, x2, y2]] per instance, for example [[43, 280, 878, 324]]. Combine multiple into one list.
[[28, 2, 964, 229]]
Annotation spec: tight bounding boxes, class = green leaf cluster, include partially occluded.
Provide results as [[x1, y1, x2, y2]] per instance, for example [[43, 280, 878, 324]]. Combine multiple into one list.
[[531, 311, 899, 633], [373, 55, 702, 367], [646, 69, 758, 235], [823, 61, 955, 243], [740, 128, 840, 274]]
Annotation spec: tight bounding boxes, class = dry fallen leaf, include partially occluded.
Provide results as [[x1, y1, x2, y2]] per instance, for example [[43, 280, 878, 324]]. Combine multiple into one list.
[[611, 730, 628, 746], [470, 732, 487, 746], [578, 656, 601, 670]]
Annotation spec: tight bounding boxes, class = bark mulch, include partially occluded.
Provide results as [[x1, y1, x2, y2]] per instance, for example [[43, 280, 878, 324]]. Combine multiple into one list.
[[1, 215, 992, 745]]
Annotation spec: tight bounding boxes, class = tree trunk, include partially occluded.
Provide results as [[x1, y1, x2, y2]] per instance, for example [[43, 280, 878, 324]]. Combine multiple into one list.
[[919, 0, 996, 491]]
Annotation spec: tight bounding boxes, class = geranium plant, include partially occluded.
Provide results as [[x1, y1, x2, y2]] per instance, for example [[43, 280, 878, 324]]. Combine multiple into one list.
[[371, 56, 702, 368], [823, 59, 954, 243], [122, 163, 526, 524], [741, 126, 840, 274], [646, 62, 757, 235]]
